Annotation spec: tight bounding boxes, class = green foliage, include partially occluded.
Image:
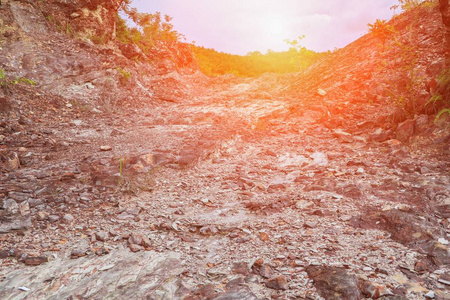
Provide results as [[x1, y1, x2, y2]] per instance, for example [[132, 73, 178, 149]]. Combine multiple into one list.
[[284, 35, 306, 50], [116, 67, 131, 86], [119, 157, 124, 177], [0, 68, 5, 83], [66, 22, 72, 37], [373, 1, 447, 122], [11, 77, 36, 86], [192, 45, 326, 77], [397, 0, 437, 11], [435, 108, 450, 122], [45, 14, 73, 37], [115, 9, 181, 59], [118, 156, 125, 185], [89, 34, 109, 45], [437, 67, 450, 86], [398, 0, 424, 10], [391, 0, 437, 16], [0, 68, 36, 90], [427, 94, 443, 106], [428, 68, 450, 122], [284, 35, 312, 69], [368, 19, 396, 44]]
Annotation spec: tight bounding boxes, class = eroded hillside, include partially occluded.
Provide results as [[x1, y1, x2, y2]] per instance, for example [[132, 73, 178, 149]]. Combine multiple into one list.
[[0, 1, 449, 300]]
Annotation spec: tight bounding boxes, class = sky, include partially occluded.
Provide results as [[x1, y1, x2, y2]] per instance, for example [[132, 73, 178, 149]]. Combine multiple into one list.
[[131, 0, 399, 55]]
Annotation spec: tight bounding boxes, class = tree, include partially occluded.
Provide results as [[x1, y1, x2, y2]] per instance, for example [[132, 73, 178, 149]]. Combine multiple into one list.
[[111, 0, 131, 12], [397, 0, 423, 10], [284, 35, 306, 52], [284, 35, 307, 70]]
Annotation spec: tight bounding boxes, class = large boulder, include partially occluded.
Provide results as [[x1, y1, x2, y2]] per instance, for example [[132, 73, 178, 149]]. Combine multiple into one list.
[[396, 119, 415, 142]]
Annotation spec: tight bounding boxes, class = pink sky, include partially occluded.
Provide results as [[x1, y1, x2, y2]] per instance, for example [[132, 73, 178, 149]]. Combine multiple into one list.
[[132, 0, 398, 54]]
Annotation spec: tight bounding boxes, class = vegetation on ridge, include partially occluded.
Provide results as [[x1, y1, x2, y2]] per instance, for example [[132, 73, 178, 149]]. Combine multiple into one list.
[[368, 0, 450, 121], [191, 45, 327, 77], [110, 1, 326, 76]]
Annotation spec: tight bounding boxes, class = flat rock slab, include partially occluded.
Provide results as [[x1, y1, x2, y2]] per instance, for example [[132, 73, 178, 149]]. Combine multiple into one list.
[[306, 265, 362, 300], [214, 286, 259, 300], [0, 249, 185, 300]]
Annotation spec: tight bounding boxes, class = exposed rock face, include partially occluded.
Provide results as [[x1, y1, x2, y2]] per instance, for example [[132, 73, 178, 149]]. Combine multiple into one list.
[[0, 1, 115, 101], [0, 0, 198, 107], [0, 195, 31, 233], [439, 0, 450, 65], [286, 4, 445, 131], [0, 250, 186, 299]]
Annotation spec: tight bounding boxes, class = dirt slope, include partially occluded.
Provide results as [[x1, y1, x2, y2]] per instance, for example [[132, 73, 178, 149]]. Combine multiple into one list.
[[0, 1, 449, 300]]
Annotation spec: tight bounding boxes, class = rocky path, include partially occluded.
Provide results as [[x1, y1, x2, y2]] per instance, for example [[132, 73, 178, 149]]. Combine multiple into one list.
[[1, 75, 450, 300]]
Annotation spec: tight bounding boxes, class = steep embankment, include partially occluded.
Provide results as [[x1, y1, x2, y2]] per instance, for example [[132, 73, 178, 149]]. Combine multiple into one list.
[[285, 4, 447, 137], [0, 0, 200, 106]]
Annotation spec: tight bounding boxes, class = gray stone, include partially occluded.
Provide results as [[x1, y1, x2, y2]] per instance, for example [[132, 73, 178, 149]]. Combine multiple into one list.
[[95, 231, 109, 242], [28, 198, 44, 208], [128, 233, 151, 247], [265, 275, 288, 290], [116, 212, 135, 220], [0, 216, 31, 233], [7, 191, 29, 203], [260, 264, 274, 279], [128, 243, 144, 252], [63, 214, 75, 223], [2, 199, 19, 214], [37, 211, 49, 221], [48, 215, 60, 223], [19, 201, 30, 216], [24, 257, 49, 266]]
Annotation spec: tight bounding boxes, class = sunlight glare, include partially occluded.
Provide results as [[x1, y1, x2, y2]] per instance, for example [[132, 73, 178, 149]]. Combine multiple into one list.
[[265, 18, 288, 38]]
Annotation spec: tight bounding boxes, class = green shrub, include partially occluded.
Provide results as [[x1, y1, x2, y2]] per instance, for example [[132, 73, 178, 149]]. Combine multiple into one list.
[[428, 68, 450, 122], [115, 10, 181, 58], [368, 19, 396, 45], [89, 34, 109, 45], [116, 67, 131, 86], [0, 68, 36, 91]]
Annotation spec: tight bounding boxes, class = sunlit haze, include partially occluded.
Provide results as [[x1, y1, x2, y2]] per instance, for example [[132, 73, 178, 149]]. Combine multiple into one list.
[[132, 0, 398, 54]]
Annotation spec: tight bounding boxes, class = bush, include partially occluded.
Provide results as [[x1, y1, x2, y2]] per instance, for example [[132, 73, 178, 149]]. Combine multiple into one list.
[[116, 67, 131, 86], [427, 68, 450, 122], [115, 9, 181, 59], [0, 67, 36, 93], [368, 19, 396, 45]]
